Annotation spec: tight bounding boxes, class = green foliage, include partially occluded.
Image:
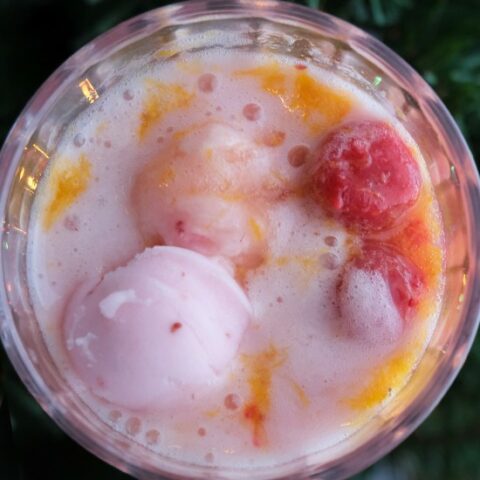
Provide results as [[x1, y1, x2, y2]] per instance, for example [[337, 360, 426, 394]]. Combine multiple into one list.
[[0, 1, 479, 479], [324, 0, 480, 158]]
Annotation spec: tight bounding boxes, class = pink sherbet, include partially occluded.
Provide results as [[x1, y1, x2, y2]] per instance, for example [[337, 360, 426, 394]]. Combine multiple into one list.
[[144, 194, 265, 261], [132, 122, 268, 265], [63, 246, 251, 410]]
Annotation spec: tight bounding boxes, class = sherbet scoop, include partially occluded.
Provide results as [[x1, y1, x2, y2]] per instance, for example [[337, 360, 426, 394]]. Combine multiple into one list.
[[63, 246, 252, 410]]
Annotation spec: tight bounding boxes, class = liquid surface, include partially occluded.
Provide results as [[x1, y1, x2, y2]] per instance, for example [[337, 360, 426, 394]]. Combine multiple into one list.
[[27, 49, 444, 469]]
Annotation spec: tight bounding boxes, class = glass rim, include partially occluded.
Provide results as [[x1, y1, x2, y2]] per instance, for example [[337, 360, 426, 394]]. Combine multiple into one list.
[[1, 1, 479, 478]]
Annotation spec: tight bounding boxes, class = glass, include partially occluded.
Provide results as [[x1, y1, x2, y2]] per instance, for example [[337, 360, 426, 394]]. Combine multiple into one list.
[[0, 1, 479, 478]]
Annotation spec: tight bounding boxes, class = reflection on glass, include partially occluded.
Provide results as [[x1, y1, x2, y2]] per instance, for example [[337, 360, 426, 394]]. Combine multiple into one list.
[[79, 78, 99, 104], [32, 143, 50, 159]]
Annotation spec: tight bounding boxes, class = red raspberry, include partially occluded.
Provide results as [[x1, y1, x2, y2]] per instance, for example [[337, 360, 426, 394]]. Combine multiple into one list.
[[312, 121, 421, 231], [337, 243, 425, 344], [352, 242, 425, 320]]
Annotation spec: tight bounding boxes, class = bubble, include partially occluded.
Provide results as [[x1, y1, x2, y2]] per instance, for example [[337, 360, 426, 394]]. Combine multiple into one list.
[[145, 429, 160, 445], [109, 410, 122, 422], [262, 130, 286, 148], [324, 235, 338, 247], [288, 145, 310, 167], [125, 417, 141, 436], [224, 393, 241, 410], [205, 452, 215, 463], [73, 133, 85, 148], [320, 253, 339, 270], [115, 439, 131, 450], [242, 103, 261, 121], [123, 89, 134, 101], [197, 73, 217, 93]]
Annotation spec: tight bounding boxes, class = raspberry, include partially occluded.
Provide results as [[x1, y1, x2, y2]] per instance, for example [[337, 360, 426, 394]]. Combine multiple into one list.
[[353, 242, 425, 320], [337, 243, 425, 344], [312, 121, 421, 231]]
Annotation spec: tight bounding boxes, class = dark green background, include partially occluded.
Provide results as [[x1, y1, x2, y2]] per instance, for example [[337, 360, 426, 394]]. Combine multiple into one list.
[[1, 0, 479, 479]]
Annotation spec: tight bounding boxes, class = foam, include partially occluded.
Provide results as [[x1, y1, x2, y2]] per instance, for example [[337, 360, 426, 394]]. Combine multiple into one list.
[[339, 267, 403, 344], [26, 48, 443, 469]]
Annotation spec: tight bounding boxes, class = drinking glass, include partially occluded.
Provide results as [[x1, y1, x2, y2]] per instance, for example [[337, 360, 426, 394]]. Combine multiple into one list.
[[1, 1, 479, 478]]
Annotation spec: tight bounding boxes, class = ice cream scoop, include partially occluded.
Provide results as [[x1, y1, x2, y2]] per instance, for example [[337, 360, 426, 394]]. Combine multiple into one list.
[[63, 246, 252, 410], [132, 122, 268, 265]]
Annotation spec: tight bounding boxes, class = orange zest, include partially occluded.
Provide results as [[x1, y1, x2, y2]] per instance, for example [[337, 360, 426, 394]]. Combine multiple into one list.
[[138, 80, 194, 140], [241, 345, 286, 447], [236, 62, 353, 133], [347, 349, 417, 411], [43, 155, 91, 230]]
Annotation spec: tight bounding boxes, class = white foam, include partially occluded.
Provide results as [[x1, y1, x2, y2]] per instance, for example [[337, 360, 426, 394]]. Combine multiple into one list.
[[339, 267, 403, 345]]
